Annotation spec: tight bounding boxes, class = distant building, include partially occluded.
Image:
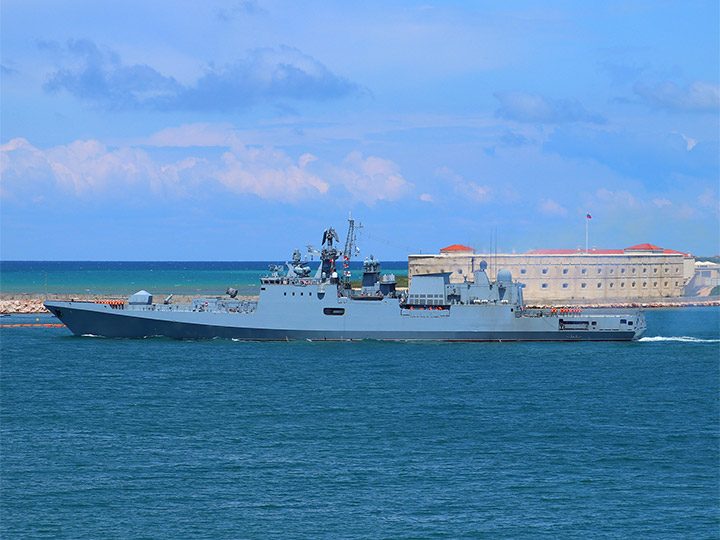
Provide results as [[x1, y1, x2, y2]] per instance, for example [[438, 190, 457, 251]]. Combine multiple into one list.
[[685, 261, 720, 295], [409, 243, 695, 302]]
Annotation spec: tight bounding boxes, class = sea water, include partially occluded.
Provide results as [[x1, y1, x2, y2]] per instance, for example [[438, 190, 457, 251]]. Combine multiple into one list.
[[1, 307, 718, 538], [0, 261, 409, 296]]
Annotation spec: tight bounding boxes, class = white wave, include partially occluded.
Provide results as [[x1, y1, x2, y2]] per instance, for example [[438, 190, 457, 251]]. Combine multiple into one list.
[[639, 336, 720, 343]]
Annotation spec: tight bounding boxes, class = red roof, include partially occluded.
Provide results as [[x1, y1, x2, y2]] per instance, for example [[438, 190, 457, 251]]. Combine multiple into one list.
[[526, 244, 693, 257], [526, 249, 623, 255], [662, 248, 693, 257], [440, 244, 475, 253], [625, 243, 663, 251]]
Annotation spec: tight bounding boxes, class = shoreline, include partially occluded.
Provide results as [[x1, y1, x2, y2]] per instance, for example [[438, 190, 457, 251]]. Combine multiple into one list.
[[1, 292, 718, 314]]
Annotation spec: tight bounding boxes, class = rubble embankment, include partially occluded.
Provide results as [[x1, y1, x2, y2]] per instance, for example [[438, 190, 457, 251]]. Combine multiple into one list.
[[0, 294, 255, 314], [525, 297, 720, 310], [1, 293, 718, 314]]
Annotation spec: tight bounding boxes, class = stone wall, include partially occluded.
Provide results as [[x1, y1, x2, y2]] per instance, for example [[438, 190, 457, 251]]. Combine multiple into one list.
[[408, 252, 690, 302]]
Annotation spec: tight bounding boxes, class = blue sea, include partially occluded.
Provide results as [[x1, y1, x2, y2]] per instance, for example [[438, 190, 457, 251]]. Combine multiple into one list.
[[2, 306, 718, 538], [0, 261, 409, 296]]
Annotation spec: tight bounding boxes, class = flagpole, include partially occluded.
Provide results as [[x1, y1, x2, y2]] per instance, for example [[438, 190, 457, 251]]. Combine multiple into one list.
[[585, 217, 588, 253]]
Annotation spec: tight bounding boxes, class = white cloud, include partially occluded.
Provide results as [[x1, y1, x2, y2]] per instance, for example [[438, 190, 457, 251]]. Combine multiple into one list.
[[324, 151, 414, 205], [697, 188, 718, 209], [675, 132, 697, 151], [538, 198, 568, 216], [140, 122, 237, 147], [494, 91, 604, 124], [218, 146, 328, 201], [635, 80, 720, 112], [652, 198, 672, 208], [0, 135, 410, 206], [596, 188, 639, 208], [435, 166, 492, 202], [420, 193, 434, 203]]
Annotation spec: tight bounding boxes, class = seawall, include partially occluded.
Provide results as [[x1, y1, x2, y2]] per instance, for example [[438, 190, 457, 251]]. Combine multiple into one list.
[[1, 293, 718, 314]]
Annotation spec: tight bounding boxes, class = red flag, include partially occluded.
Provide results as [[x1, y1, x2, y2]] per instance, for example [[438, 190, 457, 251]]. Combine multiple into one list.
[[586, 213, 592, 219]]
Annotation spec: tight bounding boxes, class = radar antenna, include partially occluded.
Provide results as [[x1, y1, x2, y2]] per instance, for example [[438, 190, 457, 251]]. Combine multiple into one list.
[[340, 213, 363, 284], [343, 212, 362, 262]]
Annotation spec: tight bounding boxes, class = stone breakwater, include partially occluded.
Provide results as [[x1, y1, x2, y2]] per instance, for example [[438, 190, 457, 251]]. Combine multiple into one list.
[[2, 293, 719, 314], [0, 294, 255, 314], [526, 298, 720, 310]]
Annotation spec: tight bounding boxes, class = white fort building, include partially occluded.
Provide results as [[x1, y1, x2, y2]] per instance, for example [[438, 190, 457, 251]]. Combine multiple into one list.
[[408, 243, 695, 302]]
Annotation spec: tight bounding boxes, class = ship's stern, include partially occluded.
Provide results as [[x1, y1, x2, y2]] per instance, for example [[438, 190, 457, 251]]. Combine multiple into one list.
[[633, 310, 647, 340]]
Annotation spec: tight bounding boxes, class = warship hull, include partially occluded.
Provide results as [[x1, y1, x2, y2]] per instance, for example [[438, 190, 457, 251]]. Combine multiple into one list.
[[43, 222, 647, 342], [45, 298, 643, 341]]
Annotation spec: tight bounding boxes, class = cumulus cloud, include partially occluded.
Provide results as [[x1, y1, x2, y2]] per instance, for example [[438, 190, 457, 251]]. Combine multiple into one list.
[[140, 123, 238, 147], [217, 147, 328, 201], [216, 0, 265, 20], [697, 188, 718, 210], [435, 166, 492, 202], [494, 91, 604, 124], [634, 80, 719, 112], [1, 63, 19, 76], [596, 188, 639, 208], [331, 151, 414, 205], [420, 193, 434, 203], [0, 135, 410, 206], [544, 128, 718, 184], [538, 198, 568, 217], [42, 40, 360, 111]]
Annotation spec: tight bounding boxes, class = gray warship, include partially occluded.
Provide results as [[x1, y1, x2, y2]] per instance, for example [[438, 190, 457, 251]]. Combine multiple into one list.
[[45, 220, 647, 341]]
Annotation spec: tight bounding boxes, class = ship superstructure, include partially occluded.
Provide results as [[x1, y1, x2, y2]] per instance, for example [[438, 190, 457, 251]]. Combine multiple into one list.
[[45, 220, 646, 341]]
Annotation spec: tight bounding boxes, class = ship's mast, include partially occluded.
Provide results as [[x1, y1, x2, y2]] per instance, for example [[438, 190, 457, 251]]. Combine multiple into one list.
[[341, 213, 362, 282]]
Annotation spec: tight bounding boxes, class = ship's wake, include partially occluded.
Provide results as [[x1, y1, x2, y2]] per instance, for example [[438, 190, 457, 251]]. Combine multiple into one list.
[[639, 336, 719, 343]]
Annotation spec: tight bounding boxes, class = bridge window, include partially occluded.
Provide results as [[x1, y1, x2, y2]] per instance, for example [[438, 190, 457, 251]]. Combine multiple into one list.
[[581, 283, 586, 288], [597, 282, 602, 288], [621, 268, 625, 273], [597, 268, 602, 274], [563, 269, 568, 274], [520, 269, 526, 274], [541, 283, 548, 288], [609, 283, 614, 287], [581, 269, 587, 274], [542, 268, 548, 274], [562, 283, 568, 288], [620, 282, 625, 287]]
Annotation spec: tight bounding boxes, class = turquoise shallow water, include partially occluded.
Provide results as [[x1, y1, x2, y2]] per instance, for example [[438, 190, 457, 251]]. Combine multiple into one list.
[[0, 261, 409, 295], [2, 307, 718, 538]]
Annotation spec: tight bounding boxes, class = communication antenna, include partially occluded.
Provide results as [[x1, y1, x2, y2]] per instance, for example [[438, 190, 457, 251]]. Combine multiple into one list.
[[45, 272, 48, 301], [343, 212, 362, 262]]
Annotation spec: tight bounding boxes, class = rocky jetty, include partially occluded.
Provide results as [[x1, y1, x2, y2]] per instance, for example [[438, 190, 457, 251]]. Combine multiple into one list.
[[0, 294, 256, 314], [2, 293, 718, 314]]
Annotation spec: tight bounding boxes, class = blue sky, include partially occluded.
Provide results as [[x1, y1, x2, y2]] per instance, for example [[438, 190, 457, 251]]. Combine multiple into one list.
[[1, 1, 718, 260]]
